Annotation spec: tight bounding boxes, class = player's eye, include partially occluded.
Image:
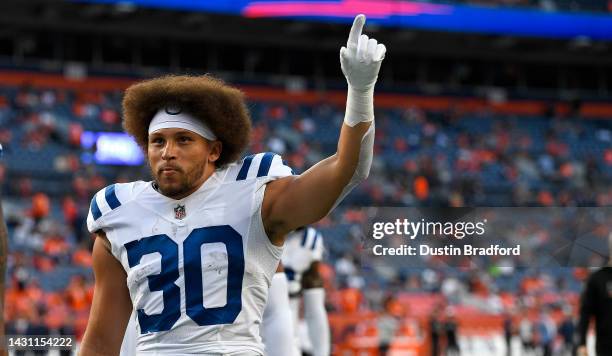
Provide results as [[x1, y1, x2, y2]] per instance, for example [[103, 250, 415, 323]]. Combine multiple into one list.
[[151, 137, 164, 145], [178, 136, 192, 143]]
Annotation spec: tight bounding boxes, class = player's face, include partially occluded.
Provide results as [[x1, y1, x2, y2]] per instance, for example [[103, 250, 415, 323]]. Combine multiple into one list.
[[147, 128, 221, 200]]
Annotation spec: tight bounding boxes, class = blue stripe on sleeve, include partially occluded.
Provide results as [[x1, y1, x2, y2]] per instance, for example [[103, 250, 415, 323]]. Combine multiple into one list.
[[105, 184, 121, 210], [256, 152, 276, 177], [237, 155, 254, 181], [311, 232, 320, 250], [90, 195, 102, 221], [301, 228, 308, 247]]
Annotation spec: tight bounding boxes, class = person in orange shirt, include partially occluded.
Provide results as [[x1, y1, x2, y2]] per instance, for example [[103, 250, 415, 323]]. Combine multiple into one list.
[[65, 275, 91, 312]]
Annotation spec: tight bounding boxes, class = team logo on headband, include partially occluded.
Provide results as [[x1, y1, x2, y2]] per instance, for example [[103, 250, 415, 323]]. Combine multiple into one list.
[[165, 105, 182, 115]]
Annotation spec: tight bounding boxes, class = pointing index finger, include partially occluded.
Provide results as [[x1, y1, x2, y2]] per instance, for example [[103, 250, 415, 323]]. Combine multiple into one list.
[[347, 14, 366, 49]]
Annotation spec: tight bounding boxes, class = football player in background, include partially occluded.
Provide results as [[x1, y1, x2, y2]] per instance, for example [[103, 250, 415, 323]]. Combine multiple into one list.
[[79, 14, 385, 356], [261, 226, 329, 356], [261, 264, 298, 356], [283, 227, 329, 356], [576, 232, 612, 356]]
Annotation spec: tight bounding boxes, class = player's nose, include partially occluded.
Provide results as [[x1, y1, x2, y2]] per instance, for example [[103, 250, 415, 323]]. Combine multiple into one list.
[[161, 140, 178, 160]]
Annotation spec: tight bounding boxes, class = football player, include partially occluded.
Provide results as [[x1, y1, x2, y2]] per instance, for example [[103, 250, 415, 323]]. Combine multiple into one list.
[[283, 226, 329, 356], [261, 264, 298, 356], [80, 14, 385, 356], [576, 232, 612, 356], [261, 227, 328, 356]]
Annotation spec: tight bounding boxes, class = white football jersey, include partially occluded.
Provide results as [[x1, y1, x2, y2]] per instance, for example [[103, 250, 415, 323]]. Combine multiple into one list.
[[87, 152, 293, 355], [281, 227, 324, 295]]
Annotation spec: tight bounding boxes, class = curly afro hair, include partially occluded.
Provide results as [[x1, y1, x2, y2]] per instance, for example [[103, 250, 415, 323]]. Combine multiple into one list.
[[122, 74, 251, 167]]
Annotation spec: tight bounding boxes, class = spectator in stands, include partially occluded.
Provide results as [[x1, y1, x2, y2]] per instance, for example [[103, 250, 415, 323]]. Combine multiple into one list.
[[65, 275, 92, 312], [503, 312, 513, 356], [0, 81, 610, 354], [377, 295, 400, 356], [519, 314, 535, 354], [536, 309, 556, 356], [444, 308, 460, 356], [429, 308, 443, 356], [557, 307, 575, 356], [7, 307, 49, 356]]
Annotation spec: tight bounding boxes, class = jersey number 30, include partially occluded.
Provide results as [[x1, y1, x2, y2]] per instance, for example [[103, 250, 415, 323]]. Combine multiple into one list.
[[124, 225, 244, 333]]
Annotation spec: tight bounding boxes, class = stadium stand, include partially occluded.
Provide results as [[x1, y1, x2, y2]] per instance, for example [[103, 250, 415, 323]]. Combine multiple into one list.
[[1, 0, 611, 353], [1, 70, 609, 354]]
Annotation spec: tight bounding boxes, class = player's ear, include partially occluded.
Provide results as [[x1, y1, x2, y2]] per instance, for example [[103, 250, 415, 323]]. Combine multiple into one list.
[[208, 140, 222, 163]]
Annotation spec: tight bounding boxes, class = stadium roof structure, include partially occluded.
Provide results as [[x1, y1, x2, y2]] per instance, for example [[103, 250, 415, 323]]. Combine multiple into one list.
[[0, 0, 611, 97], [79, 0, 612, 40]]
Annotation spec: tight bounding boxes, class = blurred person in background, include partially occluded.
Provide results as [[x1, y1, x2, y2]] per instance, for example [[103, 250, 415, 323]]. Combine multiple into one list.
[[503, 311, 513, 356], [536, 308, 556, 356], [270, 226, 329, 356], [444, 308, 460, 356], [429, 307, 443, 356], [519, 313, 535, 354], [557, 306, 575, 356], [576, 233, 612, 356], [377, 295, 400, 356], [8, 308, 49, 356], [261, 263, 297, 356], [0, 172, 8, 356]]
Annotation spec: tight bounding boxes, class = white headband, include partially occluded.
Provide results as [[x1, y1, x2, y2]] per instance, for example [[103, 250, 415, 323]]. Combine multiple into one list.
[[148, 106, 217, 141]]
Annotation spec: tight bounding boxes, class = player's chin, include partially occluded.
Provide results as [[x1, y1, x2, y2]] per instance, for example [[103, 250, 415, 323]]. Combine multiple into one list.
[[158, 182, 187, 197], [157, 176, 182, 190]]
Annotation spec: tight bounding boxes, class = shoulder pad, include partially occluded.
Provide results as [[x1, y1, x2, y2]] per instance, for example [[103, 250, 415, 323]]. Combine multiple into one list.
[[234, 152, 294, 181], [87, 182, 136, 232]]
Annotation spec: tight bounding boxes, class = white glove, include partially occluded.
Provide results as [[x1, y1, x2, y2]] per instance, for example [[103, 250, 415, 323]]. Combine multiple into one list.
[[340, 14, 386, 127]]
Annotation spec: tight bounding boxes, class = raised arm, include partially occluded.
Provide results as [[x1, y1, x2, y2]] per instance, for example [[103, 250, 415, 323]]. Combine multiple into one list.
[[79, 233, 132, 356], [262, 14, 386, 243]]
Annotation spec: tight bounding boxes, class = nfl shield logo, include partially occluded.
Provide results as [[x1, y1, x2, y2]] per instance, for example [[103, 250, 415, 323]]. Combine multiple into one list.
[[174, 204, 186, 220]]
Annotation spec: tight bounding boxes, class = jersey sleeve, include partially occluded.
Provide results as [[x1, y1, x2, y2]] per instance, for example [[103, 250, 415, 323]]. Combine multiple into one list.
[[311, 230, 324, 262], [301, 227, 324, 262], [233, 152, 294, 186], [86, 183, 132, 233]]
